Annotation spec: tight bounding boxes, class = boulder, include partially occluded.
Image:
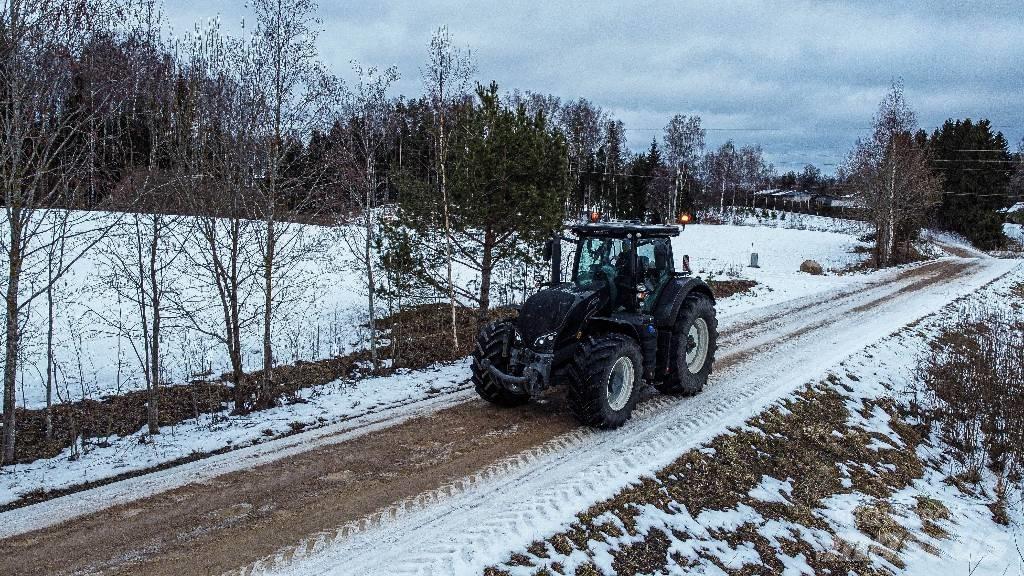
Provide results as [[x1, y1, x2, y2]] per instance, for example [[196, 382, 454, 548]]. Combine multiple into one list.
[[799, 259, 824, 275]]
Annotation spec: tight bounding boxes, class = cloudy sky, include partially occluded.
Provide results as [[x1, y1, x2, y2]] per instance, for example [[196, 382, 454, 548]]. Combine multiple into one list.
[[162, 0, 1023, 174]]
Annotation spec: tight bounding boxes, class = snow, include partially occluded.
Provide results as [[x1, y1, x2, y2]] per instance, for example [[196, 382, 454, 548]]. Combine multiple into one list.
[[1005, 223, 1024, 244], [246, 254, 1018, 575], [4, 209, 1011, 550], [477, 263, 1024, 576], [674, 222, 870, 315], [0, 214, 885, 508]]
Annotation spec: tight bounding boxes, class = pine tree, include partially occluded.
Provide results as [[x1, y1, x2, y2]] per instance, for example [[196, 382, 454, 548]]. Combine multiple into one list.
[[928, 119, 1013, 249]]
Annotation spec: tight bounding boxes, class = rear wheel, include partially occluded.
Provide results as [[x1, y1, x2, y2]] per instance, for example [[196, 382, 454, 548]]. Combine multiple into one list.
[[471, 321, 529, 407], [567, 335, 642, 428], [656, 293, 717, 396]]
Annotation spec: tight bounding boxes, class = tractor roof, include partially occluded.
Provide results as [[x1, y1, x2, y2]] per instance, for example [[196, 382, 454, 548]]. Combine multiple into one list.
[[570, 221, 681, 238]]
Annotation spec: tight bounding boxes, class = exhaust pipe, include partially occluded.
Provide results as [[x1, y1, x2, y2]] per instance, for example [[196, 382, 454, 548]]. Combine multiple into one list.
[[549, 235, 561, 284]]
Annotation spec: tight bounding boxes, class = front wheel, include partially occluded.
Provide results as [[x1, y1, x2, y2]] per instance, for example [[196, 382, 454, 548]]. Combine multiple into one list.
[[567, 335, 643, 429], [471, 321, 529, 407], [656, 293, 718, 396]]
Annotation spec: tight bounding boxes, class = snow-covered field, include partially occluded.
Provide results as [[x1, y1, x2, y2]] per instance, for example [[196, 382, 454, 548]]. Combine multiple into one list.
[[677, 222, 870, 314], [0, 215, 880, 506], [7, 210, 871, 408]]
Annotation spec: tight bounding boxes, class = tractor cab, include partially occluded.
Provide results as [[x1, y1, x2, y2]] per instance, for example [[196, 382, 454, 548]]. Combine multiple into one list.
[[545, 222, 680, 315], [568, 223, 679, 314]]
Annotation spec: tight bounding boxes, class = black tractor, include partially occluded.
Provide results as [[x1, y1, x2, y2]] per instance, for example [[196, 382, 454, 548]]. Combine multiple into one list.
[[471, 220, 718, 428]]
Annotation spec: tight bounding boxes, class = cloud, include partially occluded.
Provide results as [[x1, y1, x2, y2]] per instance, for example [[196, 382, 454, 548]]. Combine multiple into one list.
[[162, 0, 1024, 171]]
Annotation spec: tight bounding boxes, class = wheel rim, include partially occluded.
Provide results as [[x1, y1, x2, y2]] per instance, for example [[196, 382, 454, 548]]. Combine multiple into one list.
[[686, 318, 709, 373], [607, 356, 634, 411]]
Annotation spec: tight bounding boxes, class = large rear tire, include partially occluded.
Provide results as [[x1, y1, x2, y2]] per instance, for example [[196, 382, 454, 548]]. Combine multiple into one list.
[[656, 293, 717, 396], [567, 335, 642, 429], [471, 321, 529, 407]]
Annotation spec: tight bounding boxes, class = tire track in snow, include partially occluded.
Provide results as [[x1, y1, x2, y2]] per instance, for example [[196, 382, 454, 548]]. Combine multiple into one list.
[[249, 257, 1018, 576]]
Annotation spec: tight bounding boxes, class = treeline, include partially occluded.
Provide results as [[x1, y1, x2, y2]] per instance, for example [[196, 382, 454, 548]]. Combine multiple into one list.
[[841, 80, 1023, 266]]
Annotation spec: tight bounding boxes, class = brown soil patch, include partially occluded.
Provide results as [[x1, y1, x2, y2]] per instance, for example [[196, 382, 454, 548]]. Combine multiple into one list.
[[708, 279, 758, 299], [0, 399, 576, 576]]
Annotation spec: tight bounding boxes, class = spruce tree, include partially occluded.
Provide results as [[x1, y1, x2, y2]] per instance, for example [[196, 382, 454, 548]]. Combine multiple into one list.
[[928, 119, 1012, 249]]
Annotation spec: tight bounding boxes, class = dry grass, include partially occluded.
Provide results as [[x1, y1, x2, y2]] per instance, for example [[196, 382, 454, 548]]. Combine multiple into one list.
[[486, 380, 936, 575], [913, 299, 1024, 521], [708, 279, 758, 300]]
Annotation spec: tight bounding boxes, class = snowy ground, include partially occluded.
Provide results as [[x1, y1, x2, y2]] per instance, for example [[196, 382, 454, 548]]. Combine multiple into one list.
[[1006, 223, 1024, 244], [676, 222, 870, 315], [486, 265, 1024, 575], [238, 255, 1018, 575], [0, 361, 471, 508], [0, 215, 882, 508], [9, 210, 870, 409]]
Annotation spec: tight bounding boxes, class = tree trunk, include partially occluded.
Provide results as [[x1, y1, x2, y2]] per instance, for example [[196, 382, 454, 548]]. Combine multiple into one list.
[[45, 273, 54, 441], [228, 219, 246, 411], [365, 158, 378, 369], [2, 216, 22, 465], [478, 227, 495, 318], [439, 108, 459, 349], [147, 218, 160, 435], [261, 216, 275, 409]]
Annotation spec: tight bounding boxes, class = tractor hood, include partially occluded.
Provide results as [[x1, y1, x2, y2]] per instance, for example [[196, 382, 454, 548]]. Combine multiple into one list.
[[516, 283, 604, 350]]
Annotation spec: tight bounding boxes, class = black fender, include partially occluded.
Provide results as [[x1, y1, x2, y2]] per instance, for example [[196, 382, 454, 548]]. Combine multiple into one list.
[[652, 276, 715, 329]]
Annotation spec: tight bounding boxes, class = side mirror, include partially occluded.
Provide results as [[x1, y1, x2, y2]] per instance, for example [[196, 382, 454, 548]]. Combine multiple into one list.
[[542, 239, 553, 262]]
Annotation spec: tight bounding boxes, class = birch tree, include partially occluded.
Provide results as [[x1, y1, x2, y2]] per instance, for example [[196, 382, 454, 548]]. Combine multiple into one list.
[[844, 81, 941, 267], [172, 21, 262, 413], [423, 26, 474, 349], [663, 114, 705, 218], [248, 0, 338, 408], [337, 63, 398, 370]]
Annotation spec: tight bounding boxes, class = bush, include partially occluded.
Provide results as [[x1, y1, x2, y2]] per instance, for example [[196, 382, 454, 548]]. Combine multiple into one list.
[[914, 298, 1024, 481]]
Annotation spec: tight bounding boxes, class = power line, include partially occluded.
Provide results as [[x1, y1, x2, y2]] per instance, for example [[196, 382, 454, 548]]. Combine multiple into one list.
[[623, 127, 784, 132], [930, 159, 1018, 163]]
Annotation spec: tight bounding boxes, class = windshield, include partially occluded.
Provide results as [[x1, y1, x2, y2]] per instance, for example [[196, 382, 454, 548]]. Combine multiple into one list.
[[573, 237, 629, 288]]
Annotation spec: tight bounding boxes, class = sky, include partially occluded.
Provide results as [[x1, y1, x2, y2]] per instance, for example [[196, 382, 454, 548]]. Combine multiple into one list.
[[161, 0, 1023, 175]]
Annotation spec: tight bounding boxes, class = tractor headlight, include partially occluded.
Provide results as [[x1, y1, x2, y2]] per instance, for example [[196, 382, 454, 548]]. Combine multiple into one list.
[[533, 332, 556, 348]]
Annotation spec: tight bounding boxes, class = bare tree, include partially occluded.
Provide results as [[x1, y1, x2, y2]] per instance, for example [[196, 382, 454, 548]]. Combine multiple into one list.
[[248, 0, 338, 408], [560, 98, 606, 214], [663, 114, 705, 217], [844, 80, 941, 267], [423, 26, 475, 350], [172, 20, 262, 413], [337, 63, 398, 370], [0, 0, 122, 464], [96, 210, 187, 434]]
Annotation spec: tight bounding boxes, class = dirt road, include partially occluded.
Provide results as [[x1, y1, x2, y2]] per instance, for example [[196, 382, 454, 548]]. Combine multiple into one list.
[[1, 257, 1016, 576]]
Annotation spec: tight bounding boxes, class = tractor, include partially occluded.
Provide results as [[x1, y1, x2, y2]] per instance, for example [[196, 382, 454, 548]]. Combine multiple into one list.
[[471, 219, 718, 428]]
